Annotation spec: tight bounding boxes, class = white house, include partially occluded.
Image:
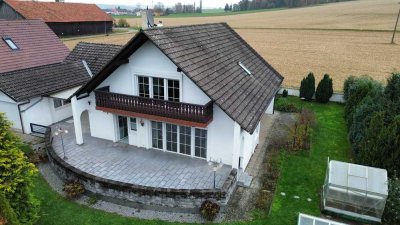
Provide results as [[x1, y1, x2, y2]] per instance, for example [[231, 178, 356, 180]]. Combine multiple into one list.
[[70, 23, 283, 170], [0, 20, 120, 134]]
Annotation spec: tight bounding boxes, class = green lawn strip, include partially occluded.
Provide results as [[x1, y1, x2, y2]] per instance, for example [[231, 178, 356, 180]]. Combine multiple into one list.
[[263, 97, 350, 225], [32, 175, 177, 225], [112, 8, 286, 19]]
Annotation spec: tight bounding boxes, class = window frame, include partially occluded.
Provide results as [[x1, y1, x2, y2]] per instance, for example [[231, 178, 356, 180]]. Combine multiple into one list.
[[3, 37, 19, 50], [135, 75, 180, 102], [130, 118, 137, 132], [53, 98, 69, 109], [194, 128, 207, 159]]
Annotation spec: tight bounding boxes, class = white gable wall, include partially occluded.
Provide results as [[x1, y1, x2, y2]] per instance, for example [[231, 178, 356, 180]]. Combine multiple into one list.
[[0, 91, 21, 130]]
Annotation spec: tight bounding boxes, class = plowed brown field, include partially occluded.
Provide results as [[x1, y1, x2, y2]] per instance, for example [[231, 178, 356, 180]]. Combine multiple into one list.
[[63, 0, 400, 91]]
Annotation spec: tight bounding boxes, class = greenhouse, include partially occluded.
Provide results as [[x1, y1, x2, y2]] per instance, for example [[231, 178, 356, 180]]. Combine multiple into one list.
[[322, 160, 388, 223], [298, 213, 348, 225]]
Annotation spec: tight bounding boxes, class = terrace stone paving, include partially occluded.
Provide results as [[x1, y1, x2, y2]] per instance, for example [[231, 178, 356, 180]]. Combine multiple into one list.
[[51, 119, 232, 190]]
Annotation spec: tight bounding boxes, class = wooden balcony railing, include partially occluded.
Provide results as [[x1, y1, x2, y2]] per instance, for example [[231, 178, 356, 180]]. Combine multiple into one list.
[[94, 90, 213, 124]]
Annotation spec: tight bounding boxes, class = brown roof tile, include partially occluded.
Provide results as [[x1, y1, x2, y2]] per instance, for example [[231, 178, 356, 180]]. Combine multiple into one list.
[[0, 20, 70, 73], [4, 0, 113, 22], [0, 61, 90, 102]]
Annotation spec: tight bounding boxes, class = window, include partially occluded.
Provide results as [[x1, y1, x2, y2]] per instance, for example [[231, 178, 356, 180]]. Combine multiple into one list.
[[151, 121, 163, 149], [3, 38, 18, 50], [130, 118, 137, 131], [166, 123, 178, 152], [179, 125, 191, 155], [138, 76, 150, 98], [136, 76, 180, 101], [152, 78, 164, 100], [168, 80, 180, 102], [195, 128, 207, 158], [238, 62, 252, 75], [53, 98, 69, 109]]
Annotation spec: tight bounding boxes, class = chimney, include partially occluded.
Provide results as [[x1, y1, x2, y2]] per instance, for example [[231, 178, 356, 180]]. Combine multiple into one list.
[[142, 8, 154, 29]]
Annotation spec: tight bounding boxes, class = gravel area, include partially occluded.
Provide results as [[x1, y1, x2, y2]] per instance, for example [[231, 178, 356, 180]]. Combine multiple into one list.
[[37, 163, 225, 223], [225, 112, 297, 221]]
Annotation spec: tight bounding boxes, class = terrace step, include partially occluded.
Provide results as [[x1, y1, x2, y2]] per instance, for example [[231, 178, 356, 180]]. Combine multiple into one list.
[[237, 170, 253, 188]]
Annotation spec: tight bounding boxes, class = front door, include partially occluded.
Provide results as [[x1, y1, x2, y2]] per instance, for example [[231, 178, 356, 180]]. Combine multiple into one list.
[[118, 116, 128, 140]]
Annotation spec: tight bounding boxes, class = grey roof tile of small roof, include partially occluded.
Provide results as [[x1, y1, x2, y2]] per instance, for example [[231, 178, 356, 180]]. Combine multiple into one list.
[[65, 42, 123, 76], [0, 61, 90, 102], [75, 23, 284, 134]]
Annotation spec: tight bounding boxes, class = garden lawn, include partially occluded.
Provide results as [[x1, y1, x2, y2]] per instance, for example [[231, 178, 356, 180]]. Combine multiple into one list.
[[31, 96, 350, 225], [261, 97, 351, 224]]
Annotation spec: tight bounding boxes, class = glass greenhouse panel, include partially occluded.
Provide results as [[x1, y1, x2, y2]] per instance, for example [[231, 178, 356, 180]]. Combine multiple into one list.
[[298, 213, 348, 225], [322, 160, 388, 223]]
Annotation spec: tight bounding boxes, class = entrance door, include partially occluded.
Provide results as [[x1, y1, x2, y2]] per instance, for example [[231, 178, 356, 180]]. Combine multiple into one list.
[[118, 116, 128, 140]]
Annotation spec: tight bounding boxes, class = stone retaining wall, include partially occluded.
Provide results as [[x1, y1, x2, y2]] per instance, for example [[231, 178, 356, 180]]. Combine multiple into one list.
[[45, 134, 237, 211]]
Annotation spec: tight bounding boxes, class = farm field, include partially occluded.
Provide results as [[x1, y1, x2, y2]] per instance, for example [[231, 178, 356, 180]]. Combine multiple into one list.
[[63, 0, 400, 91]]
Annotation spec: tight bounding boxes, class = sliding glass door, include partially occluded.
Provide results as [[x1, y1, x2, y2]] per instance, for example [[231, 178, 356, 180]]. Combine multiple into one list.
[[151, 121, 207, 159]]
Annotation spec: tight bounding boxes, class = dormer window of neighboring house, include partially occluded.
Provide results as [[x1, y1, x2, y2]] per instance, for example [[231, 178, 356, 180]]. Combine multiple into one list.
[[3, 38, 19, 50], [137, 76, 180, 102]]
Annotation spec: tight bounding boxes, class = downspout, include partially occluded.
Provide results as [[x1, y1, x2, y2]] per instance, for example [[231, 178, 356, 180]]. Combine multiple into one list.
[[17, 100, 30, 134], [17, 97, 44, 134]]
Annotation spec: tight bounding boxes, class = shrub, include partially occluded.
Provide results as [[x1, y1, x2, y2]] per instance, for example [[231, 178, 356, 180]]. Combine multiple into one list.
[[315, 74, 333, 103], [0, 113, 39, 225], [382, 177, 400, 225], [274, 98, 300, 113], [117, 19, 130, 27], [290, 109, 316, 151], [0, 192, 20, 225], [200, 200, 220, 221], [299, 72, 315, 101], [358, 114, 400, 176], [63, 180, 85, 199], [348, 95, 385, 155], [282, 89, 288, 97], [343, 75, 383, 128]]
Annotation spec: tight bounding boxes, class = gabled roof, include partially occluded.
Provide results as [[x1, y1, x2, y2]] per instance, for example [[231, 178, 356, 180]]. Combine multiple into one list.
[[0, 62, 90, 102], [65, 42, 123, 76], [0, 20, 70, 73], [75, 23, 284, 133], [4, 0, 113, 23]]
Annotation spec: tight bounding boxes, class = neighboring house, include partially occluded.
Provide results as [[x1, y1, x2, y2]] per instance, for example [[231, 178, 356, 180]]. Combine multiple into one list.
[[70, 23, 283, 170], [0, 0, 113, 36], [0, 20, 91, 133]]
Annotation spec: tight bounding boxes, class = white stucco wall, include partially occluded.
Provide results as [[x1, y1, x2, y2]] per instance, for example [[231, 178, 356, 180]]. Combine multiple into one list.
[[16, 97, 73, 134], [0, 92, 21, 130], [71, 40, 259, 169], [265, 97, 275, 114]]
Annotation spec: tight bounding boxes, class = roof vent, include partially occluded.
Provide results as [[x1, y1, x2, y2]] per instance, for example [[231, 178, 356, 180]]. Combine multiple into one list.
[[238, 62, 251, 75]]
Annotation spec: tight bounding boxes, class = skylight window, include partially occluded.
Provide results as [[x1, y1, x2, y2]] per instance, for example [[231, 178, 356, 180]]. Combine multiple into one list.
[[3, 38, 18, 50], [238, 62, 251, 75]]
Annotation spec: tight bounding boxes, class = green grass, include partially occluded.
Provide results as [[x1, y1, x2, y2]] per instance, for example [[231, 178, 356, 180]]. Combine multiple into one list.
[[31, 97, 350, 225], [261, 97, 351, 224], [112, 8, 286, 19]]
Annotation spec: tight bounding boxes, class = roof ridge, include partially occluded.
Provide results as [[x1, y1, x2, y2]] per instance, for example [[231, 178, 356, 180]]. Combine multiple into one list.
[[77, 42, 124, 47], [0, 61, 81, 76], [146, 22, 228, 31]]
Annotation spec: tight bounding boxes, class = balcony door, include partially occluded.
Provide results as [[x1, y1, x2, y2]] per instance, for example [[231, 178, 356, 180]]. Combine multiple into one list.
[[118, 116, 128, 141]]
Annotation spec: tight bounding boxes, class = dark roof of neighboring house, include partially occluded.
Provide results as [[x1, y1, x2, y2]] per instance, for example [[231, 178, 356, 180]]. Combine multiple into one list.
[[0, 62, 90, 102], [65, 42, 123, 76], [4, 0, 113, 22], [75, 23, 284, 134], [0, 20, 70, 73]]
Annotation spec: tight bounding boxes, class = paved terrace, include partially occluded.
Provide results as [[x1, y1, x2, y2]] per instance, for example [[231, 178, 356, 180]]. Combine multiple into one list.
[[51, 119, 232, 190]]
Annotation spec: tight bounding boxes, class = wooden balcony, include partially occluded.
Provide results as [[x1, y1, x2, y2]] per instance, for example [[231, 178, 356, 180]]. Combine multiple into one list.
[[94, 90, 213, 127]]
